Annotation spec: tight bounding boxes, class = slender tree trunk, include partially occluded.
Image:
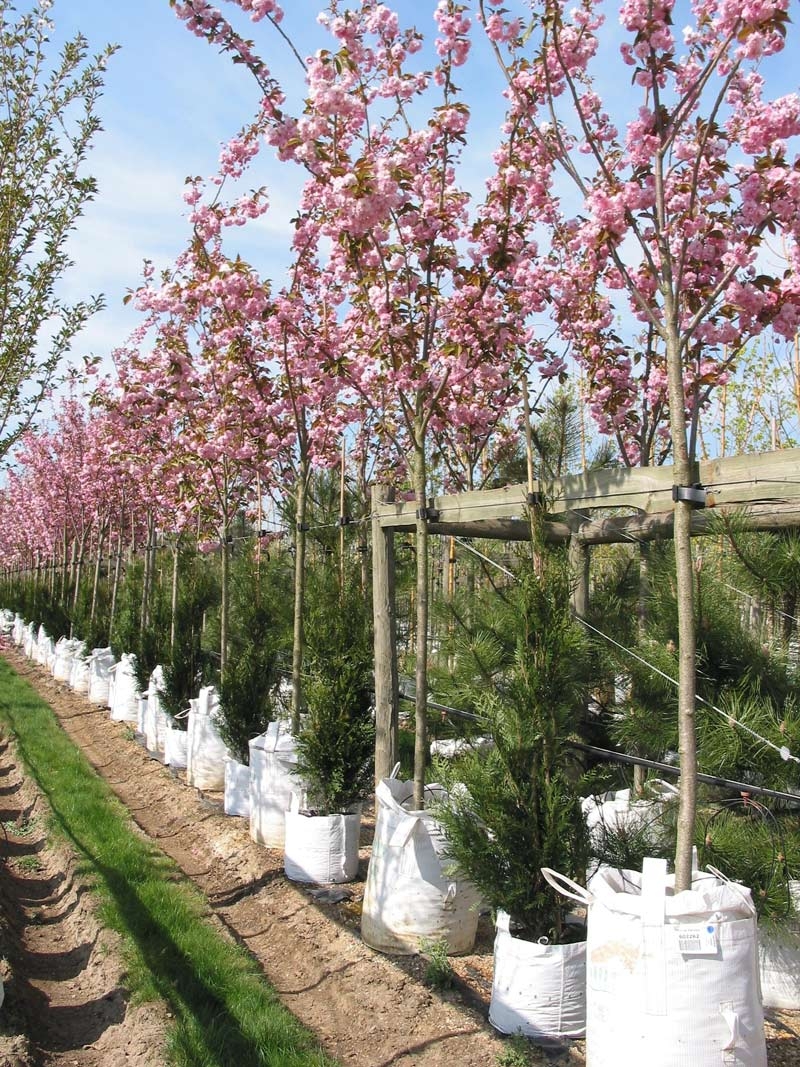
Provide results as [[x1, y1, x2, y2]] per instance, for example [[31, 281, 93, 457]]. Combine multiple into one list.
[[664, 323, 698, 892], [60, 528, 68, 606], [291, 470, 309, 733], [110, 528, 123, 640], [412, 422, 429, 810], [34, 551, 41, 621], [67, 538, 78, 612], [521, 376, 541, 570], [371, 483, 399, 783], [339, 437, 347, 594], [220, 520, 229, 681], [140, 515, 154, 635], [632, 536, 651, 796], [358, 451, 370, 598], [170, 539, 180, 651], [90, 525, 106, 624]]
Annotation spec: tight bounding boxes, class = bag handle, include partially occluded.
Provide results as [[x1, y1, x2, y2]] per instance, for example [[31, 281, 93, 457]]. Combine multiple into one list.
[[540, 868, 592, 905], [706, 865, 757, 917]]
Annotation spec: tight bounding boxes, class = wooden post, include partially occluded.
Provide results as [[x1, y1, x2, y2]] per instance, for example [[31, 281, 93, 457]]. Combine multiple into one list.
[[567, 515, 590, 619], [371, 483, 399, 784]]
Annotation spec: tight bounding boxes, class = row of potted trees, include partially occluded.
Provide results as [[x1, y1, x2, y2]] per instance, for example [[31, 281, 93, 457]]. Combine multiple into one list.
[[5, 528, 800, 1058]]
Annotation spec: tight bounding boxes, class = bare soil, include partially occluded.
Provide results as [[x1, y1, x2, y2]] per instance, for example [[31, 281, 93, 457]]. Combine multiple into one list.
[[0, 646, 799, 1067], [0, 725, 167, 1067]]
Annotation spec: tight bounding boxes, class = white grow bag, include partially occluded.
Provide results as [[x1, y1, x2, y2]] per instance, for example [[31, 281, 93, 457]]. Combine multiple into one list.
[[87, 648, 115, 705], [186, 686, 227, 791], [567, 858, 767, 1067], [224, 757, 251, 817], [284, 795, 360, 884], [164, 724, 189, 769], [249, 721, 303, 849], [360, 772, 481, 955], [109, 654, 139, 722], [144, 666, 168, 754], [759, 879, 800, 1009], [35, 626, 53, 668], [137, 696, 148, 735], [12, 614, 25, 646], [488, 907, 586, 1041], [23, 622, 36, 659], [53, 637, 83, 683], [581, 780, 679, 845], [69, 652, 90, 694]]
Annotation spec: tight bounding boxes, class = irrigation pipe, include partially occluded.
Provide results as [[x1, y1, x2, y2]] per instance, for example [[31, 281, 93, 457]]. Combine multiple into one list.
[[568, 741, 800, 807]]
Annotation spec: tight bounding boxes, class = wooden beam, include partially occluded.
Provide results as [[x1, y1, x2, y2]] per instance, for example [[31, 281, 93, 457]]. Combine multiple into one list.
[[575, 499, 800, 546], [375, 448, 800, 530], [423, 500, 800, 546]]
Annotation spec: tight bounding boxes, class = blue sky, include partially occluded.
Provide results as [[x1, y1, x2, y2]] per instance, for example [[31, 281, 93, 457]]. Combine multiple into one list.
[[48, 0, 799, 383]]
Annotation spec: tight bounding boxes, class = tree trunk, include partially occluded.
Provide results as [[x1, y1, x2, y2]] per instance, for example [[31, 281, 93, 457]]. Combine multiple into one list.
[[339, 437, 347, 594], [170, 540, 180, 651], [140, 514, 155, 635], [60, 528, 68, 606], [90, 525, 106, 624], [110, 528, 123, 639], [633, 537, 651, 797], [664, 327, 698, 892], [371, 483, 399, 783], [220, 520, 230, 682], [291, 471, 308, 734], [412, 426, 429, 810]]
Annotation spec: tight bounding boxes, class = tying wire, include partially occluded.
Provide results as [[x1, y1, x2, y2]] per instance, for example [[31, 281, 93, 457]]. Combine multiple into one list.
[[573, 498, 800, 631], [449, 519, 800, 766], [452, 537, 517, 581], [717, 578, 800, 629], [578, 614, 800, 765]]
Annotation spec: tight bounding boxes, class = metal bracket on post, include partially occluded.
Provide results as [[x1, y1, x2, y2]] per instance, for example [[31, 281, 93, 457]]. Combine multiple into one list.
[[672, 484, 707, 508], [416, 506, 440, 522], [526, 491, 544, 507]]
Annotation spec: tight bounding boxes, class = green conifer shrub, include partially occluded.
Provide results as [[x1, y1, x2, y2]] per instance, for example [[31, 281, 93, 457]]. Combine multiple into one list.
[[293, 568, 375, 815]]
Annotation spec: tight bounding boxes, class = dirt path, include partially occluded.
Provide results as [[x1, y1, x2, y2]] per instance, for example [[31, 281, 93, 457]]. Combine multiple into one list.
[[2, 647, 799, 1067], [1, 649, 516, 1067], [0, 728, 167, 1067]]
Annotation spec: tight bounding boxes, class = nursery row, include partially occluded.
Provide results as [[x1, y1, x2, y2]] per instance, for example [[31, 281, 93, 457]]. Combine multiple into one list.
[[5, 576, 800, 1067]]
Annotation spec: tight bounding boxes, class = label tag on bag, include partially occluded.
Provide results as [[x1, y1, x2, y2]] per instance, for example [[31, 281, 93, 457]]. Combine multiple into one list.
[[677, 922, 719, 955]]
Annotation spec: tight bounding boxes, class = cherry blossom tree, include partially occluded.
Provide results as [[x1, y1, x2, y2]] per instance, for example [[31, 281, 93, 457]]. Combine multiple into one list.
[[172, 0, 539, 804], [479, 0, 800, 886]]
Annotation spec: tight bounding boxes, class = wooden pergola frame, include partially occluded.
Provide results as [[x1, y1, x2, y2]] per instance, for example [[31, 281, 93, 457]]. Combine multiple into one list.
[[371, 447, 800, 780]]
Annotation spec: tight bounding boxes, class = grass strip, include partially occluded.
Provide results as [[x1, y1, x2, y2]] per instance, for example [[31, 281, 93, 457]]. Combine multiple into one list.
[[0, 657, 338, 1067]]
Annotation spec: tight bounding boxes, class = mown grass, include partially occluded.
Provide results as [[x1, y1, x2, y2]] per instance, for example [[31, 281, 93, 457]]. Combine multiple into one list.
[[0, 657, 338, 1067]]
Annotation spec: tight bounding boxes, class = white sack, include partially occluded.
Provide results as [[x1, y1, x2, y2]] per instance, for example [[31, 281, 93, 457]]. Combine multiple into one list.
[[144, 665, 168, 754], [360, 774, 481, 955], [186, 686, 227, 791], [53, 637, 83, 683], [109, 653, 139, 722], [584, 858, 766, 1067], [759, 879, 800, 1010], [164, 725, 188, 769], [224, 757, 251, 817], [87, 648, 115, 706], [284, 796, 360, 884], [249, 721, 302, 849], [489, 910, 586, 1041]]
